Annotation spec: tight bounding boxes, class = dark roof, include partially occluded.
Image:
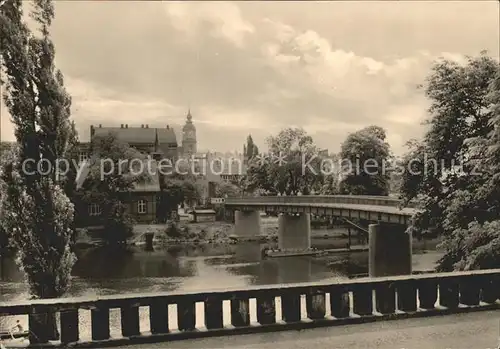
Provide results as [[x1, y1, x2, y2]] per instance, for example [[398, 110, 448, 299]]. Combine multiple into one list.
[[133, 160, 161, 192], [92, 126, 177, 144], [75, 159, 161, 192]]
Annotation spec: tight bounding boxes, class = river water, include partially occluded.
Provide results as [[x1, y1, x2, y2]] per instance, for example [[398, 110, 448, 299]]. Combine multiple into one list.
[[0, 238, 442, 340]]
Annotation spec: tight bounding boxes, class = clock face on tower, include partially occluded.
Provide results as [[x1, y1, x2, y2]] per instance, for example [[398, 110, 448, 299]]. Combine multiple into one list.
[[186, 130, 195, 139]]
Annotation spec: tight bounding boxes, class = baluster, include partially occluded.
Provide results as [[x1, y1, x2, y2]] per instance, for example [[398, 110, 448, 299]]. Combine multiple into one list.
[[28, 313, 46, 344], [459, 276, 481, 306], [204, 296, 223, 330], [306, 289, 326, 320], [397, 280, 417, 312], [418, 279, 437, 310], [149, 299, 169, 334], [256, 295, 276, 325], [121, 304, 140, 337], [439, 279, 459, 309], [281, 292, 301, 323], [329, 286, 350, 318], [352, 285, 373, 316], [29, 308, 58, 344], [177, 300, 196, 331], [481, 276, 499, 304], [230, 297, 250, 327], [60, 308, 79, 344], [375, 282, 396, 314], [91, 305, 110, 341]]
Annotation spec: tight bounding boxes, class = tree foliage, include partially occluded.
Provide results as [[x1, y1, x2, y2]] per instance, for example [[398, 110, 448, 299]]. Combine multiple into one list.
[[246, 127, 325, 195], [399, 52, 500, 271], [0, 0, 77, 309], [158, 175, 201, 219], [78, 133, 149, 244], [339, 125, 391, 195], [215, 181, 241, 198], [320, 173, 338, 195], [244, 135, 259, 161]]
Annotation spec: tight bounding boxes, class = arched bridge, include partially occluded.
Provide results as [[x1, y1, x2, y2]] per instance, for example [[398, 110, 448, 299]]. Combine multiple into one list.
[[224, 195, 418, 225], [224, 195, 420, 277]]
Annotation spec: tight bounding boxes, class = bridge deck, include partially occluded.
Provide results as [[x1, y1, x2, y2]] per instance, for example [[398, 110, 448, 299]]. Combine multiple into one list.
[[120, 310, 500, 349], [228, 202, 418, 216]]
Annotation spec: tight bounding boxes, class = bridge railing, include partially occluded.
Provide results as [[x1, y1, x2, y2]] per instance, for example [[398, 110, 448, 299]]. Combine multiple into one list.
[[225, 195, 420, 209], [0, 269, 499, 346]]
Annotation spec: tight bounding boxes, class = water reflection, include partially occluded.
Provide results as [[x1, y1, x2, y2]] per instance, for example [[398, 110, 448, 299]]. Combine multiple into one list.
[[0, 239, 441, 304]]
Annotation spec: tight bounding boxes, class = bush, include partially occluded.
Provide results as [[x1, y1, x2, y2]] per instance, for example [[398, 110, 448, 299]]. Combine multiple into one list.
[[102, 202, 134, 244], [165, 221, 183, 238]]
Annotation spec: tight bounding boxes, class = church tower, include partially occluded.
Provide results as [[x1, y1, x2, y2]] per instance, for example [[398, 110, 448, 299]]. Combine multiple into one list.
[[182, 109, 197, 156]]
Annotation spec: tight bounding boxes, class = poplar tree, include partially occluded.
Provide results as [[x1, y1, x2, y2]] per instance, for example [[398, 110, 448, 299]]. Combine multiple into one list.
[[0, 0, 77, 341]]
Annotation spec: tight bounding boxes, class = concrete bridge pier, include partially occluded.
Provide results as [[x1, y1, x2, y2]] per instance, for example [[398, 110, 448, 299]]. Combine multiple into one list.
[[234, 210, 261, 239], [277, 213, 311, 251], [368, 223, 412, 277]]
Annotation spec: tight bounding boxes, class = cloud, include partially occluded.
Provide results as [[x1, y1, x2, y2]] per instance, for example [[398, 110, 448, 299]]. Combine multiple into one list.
[[164, 2, 254, 48], [62, 78, 188, 140]]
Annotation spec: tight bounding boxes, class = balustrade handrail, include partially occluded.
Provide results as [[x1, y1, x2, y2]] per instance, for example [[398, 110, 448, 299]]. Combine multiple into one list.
[[225, 195, 421, 209], [1, 268, 498, 315], [255, 195, 403, 198], [225, 195, 412, 202]]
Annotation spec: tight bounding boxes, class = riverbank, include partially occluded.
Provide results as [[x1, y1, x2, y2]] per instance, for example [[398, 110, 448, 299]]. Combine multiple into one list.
[[76, 218, 441, 250], [76, 218, 296, 246], [131, 223, 365, 246]]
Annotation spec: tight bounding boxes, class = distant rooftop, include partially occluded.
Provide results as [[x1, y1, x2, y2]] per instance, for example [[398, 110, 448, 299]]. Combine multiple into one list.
[[92, 124, 177, 144]]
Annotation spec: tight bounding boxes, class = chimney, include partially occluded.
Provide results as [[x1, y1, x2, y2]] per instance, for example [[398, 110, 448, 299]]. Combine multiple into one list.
[[90, 125, 95, 137], [121, 124, 124, 128], [125, 124, 128, 128], [99, 124, 102, 128], [141, 124, 144, 128], [166, 125, 169, 129], [146, 124, 149, 128]]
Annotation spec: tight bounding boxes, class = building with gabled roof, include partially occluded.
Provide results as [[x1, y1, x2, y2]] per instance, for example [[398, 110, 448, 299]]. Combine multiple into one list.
[[89, 123, 179, 161], [73, 158, 162, 226], [76, 110, 196, 164]]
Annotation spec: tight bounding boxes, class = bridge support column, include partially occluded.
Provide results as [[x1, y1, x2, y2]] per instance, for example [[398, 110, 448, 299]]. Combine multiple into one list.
[[369, 223, 412, 277], [234, 210, 261, 240], [278, 213, 311, 251]]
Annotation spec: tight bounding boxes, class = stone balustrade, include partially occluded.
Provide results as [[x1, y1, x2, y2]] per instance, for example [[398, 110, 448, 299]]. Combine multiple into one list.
[[0, 269, 499, 348]]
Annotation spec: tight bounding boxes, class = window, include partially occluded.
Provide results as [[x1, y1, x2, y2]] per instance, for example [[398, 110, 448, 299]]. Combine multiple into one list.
[[89, 203, 101, 216], [78, 152, 88, 163], [138, 200, 147, 214]]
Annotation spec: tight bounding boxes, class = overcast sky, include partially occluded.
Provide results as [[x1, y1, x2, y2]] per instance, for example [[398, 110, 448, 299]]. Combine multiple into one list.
[[1, 1, 499, 155]]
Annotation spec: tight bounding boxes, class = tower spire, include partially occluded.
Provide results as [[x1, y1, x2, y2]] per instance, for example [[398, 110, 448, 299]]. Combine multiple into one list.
[[154, 128, 160, 152]]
